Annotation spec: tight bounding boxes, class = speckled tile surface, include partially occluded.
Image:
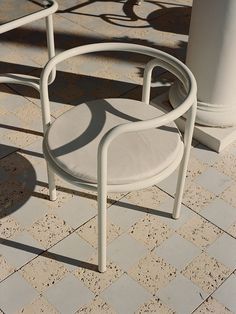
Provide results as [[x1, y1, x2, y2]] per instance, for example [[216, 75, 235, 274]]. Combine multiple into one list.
[[182, 253, 231, 294], [1, 0, 236, 313], [128, 254, 177, 294], [19, 254, 68, 293], [193, 296, 233, 314]]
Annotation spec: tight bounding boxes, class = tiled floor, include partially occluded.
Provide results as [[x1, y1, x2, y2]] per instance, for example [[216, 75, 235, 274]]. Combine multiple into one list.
[[0, 0, 236, 313]]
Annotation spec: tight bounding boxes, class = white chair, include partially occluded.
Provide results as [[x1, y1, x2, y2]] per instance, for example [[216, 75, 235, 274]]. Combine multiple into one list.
[[40, 42, 197, 273]]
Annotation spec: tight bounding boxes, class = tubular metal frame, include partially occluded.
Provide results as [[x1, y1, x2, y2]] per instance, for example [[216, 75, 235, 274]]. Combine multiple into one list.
[[0, 0, 58, 89], [40, 42, 197, 273]]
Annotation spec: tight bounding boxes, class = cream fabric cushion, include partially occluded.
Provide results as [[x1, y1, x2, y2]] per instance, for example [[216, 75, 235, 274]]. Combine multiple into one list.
[[44, 98, 183, 185]]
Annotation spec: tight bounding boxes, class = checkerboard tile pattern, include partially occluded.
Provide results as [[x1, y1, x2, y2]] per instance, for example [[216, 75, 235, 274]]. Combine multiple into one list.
[[1, 0, 236, 313]]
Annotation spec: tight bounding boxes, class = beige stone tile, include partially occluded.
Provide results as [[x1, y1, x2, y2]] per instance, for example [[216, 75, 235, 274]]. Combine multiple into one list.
[[77, 216, 122, 248], [46, 189, 74, 210], [193, 296, 233, 314], [182, 253, 231, 294], [0, 152, 32, 176], [129, 214, 173, 249], [182, 182, 215, 212], [177, 216, 222, 249], [125, 186, 167, 210], [228, 222, 236, 238], [16, 296, 59, 314], [0, 255, 15, 281], [29, 213, 73, 248], [74, 256, 123, 294], [3, 130, 39, 149], [13, 103, 41, 126], [20, 254, 68, 293], [221, 183, 236, 208], [0, 216, 21, 239], [186, 155, 207, 182], [76, 296, 115, 314], [213, 152, 236, 181], [135, 297, 174, 314], [129, 254, 177, 294], [0, 180, 31, 214]]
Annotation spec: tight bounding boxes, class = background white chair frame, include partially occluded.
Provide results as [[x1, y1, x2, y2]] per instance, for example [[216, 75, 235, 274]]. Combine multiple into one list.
[[0, 0, 58, 90], [40, 42, 197, 272]]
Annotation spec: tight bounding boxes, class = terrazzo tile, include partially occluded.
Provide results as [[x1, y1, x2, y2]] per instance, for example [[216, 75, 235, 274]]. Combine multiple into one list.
[[157, 274, 207, 314], [128, 254, 177, 294], [228, 222, 236, 238], [135, 297, 174, 314], [206, 233, 236, 269], [177, 215, 222, 249], [0, 168, 9, 183], [182, 181, 215, 212], [108, 233, 148, 271], [0, 272, 38, 314], [101, 274, 151, 314], [200, 198, 236, 231], [185, 154, 207, 182], [0, 255, 14, 282], [129, 214, 173, 250], [45, 188, 74, 210], [76, 296, 116, 314], [0, 180, 32, 214], [154, 233, 201, 270], [125, 186, 167, 210], [20, 254, 68, 293], [48, 232, 95, 271], [213, 274, 236, 313], [213, 151, 236, 181], [55, 194, 96, 229], [157, 168, 179, 196], [0, 231, 43, 270], [3, 129, 39, 149], [77, 216, 122, 248], [11, 196, 48, 227], [156, 196, 195, 230], [192, 144, 220, 165], [221, 183, 236, 208], [75, 256, 123, 294], [16, 296, 59, 314], [193, 296, 233, 314], [182, 252, 231, 294], [0, 216, 21, 239], [195, 168, 233, 195], [44, 273, 94, 314], [29, 213, 73, 248], [107, 198, 146, 231]]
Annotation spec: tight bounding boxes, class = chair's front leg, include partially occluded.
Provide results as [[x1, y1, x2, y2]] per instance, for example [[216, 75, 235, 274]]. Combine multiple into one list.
[[98, 183, 107, 273]]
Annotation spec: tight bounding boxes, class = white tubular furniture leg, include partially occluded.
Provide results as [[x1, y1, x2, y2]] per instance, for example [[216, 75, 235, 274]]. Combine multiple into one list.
[[172, 101, 197, 219]]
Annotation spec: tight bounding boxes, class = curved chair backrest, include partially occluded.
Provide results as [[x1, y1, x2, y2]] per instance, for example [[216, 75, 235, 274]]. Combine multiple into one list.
[[40, 42, 197, 133]]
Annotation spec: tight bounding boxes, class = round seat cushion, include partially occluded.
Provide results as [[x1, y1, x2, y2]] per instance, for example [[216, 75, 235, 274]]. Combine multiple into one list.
[[44, 98, 183, 185]]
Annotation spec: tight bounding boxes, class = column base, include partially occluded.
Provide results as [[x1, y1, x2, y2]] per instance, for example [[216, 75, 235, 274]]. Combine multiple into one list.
[[169, 80, 236, 127], [151, 92, 236, 153]]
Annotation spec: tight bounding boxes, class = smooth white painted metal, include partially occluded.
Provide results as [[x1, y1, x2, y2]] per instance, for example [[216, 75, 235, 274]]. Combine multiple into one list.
[[0, 0, 58, 88], [170, 0, 236, 127], [40, 43, 197, 273]]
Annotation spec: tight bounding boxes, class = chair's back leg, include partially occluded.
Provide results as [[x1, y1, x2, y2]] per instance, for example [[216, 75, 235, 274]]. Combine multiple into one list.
[[172, 103, 197, 219], [45, 14, 56, 84]]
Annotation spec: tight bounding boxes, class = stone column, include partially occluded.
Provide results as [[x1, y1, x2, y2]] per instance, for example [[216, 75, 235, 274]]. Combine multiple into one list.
[[170, 0, 236, 127]]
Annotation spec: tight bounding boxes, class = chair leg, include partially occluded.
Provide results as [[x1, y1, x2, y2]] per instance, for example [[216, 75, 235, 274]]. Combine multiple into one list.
[[98, 185, 107, 273], [172, 156, 186, 219], [46, 163, 57, 201]]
